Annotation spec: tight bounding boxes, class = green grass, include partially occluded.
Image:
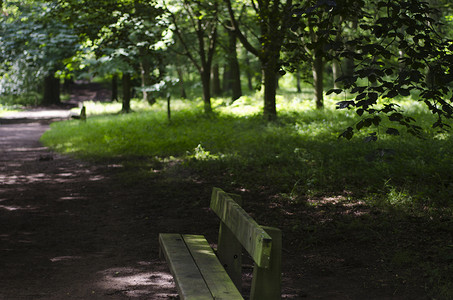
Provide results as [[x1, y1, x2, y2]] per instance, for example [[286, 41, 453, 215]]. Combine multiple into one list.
[[0, 91, 41, 108], [42, 93, 453, 209]]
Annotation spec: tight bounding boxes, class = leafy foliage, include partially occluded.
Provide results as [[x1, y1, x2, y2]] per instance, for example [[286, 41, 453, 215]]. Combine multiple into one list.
[[288, 0, 453, 139], [0, 1, 78, 95]]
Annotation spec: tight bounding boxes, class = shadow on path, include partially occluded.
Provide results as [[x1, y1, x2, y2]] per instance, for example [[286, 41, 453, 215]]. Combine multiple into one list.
[[0, 120, 179, 299]]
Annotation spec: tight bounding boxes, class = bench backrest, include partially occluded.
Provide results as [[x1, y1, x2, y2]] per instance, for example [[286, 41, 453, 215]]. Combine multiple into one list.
[[211, 187, 272, 268], [210, 187, 281, 300]]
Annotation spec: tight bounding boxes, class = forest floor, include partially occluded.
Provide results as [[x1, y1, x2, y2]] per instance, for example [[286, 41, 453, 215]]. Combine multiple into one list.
[[0, 83, 439, 299]]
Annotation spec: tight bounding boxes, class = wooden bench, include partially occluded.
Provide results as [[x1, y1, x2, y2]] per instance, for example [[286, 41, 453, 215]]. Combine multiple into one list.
[[159, 187, 282, 300]]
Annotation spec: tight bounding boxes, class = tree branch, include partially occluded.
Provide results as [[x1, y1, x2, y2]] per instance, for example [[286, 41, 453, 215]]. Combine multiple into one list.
[[168, 9, 201, 71], [225, 0, 260, 58]]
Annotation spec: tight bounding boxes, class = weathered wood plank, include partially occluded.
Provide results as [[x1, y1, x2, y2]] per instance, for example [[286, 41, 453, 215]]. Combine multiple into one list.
[[250, 226, 282, 300], [217, 193, 243, 291], [211, 187, 272, 268], [183, 235, 244, 300], [159, 233, 213, 300]]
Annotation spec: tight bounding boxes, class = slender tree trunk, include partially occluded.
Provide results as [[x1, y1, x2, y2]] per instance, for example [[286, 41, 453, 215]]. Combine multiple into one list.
[[332, 60, 340, 89], [222, 64, 231, 92], [112, 74, 118, 102], [122, 73, 131, 113], [167, 94, 171, 122], [231, 64, 242, 101], [42, 73, 60, 105], [201, 69, 212, 114], [312, 52, 324, 109], [227, 29, 242, 101], [263, 62, 278, 121], [212, 64, 222, 96], [225, 0, 292, 120], [244, 55, 254, 91], [140, 57, 154, 104], [296, 72, 302, 93], [176, 67, 187, 99]]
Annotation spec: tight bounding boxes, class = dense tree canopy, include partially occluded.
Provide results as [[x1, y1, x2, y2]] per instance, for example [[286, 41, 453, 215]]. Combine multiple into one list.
[[0, 0, 452, 134], [53, 0, 166, 111], [0, 1, 78, 103]]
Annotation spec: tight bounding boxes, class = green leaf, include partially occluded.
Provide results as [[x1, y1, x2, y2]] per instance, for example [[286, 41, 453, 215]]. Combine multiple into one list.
[[372, 116, 381, 126], [364, 133, 377, 142], [386, 128, 400, 135], [385, 90, 399, 98], [356, 93, 366, 100], [351, 86, 367, 94], [326, 88, 343, 95], [336, 101, 354, 109], [368, 92, 378, 102], [399, 89, 411, 96], [389, 113, 403, 121], [339, 127, 354, 140], [356, 120, 365, 130]]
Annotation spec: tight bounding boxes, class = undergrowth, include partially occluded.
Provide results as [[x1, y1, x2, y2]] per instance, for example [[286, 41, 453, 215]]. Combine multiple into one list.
[[42, 94, 453, 210]]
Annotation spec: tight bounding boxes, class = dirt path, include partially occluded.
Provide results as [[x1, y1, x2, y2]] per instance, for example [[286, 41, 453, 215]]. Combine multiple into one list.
[[0, 117, 185, 299]]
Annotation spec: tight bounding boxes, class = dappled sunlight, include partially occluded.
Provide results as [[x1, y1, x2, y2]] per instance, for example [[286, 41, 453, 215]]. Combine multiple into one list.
[[306, 195, 370, 216], [0, 170, 101, 185], [5, 146, 48, 152], [0, 173, 47, 185], [96, 264, 176, 298], [0, 204, 38, 211], [0, 123, 50, 145], [89, 174, 105, 181], [57, 194, 87, 201], [50, 256, 83, 262]]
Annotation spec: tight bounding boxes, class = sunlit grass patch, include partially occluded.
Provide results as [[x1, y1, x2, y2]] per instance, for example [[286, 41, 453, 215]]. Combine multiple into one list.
[[0, 105, 22, 116], [42, 92, 453, 211]]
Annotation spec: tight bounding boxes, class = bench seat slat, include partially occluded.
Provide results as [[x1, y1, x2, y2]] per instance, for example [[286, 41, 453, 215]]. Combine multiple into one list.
[[159, 233, 213, 300], [183, 234, 243, 300]]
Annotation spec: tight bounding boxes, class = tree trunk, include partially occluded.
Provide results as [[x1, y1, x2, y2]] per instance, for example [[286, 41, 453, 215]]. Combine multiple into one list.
[[296, 72, 302, 93], [332, 60, 340, 89], [227, 29, 242, 101], [223, 64, 232, 92], [262, 62, 278, 121], [212, 64, 222, 96], [176, 67, 187, 99], [201, 69, 212, 114], [42, 73, 60, 105], [231, 65, 242, 102], [122, 73, 132, 113], [244, 55, 254, 91], [312, 52, 324, 109], [140, 57, 154, 105], [112, 74, 118, 102], [63, 77, 74, 94]]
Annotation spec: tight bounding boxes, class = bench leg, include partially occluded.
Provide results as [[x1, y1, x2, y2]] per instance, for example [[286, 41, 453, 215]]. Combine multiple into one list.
[[250, 226, 282, 300]]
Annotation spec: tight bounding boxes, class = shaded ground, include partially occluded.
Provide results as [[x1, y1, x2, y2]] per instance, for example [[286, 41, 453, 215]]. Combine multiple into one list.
[[0, 83, 446, 299]]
